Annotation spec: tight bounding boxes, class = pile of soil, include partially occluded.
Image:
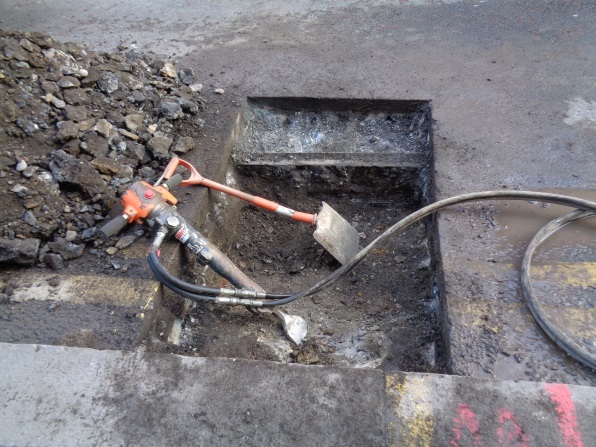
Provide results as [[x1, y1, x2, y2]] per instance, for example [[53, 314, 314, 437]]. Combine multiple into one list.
[[0, 30, 206, 272]]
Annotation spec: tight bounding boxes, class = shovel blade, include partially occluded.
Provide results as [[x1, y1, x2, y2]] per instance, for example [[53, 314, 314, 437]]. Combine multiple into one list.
[[313, 201, 360, 265], [273, 309, 308, 345]]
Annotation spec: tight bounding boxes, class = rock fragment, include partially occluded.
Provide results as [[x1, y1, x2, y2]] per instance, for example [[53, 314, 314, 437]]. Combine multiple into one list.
[[16, 118, 39, 136], [58, 76, 81, 88], [160, 61, 177, 78], [178, 67, 195, 85], [56, 120, 80, 141], [47, 237, 85, 260], [97, 72, 119, 94], [106, 246, 118, 255], [94, 119, 113, 138], [19, 38, 41, 53], [147, 135, 173, 158], [49, 150, 107, 198], [0, 238, 41, 265], [64, 105, 88, 121], [15, 159, 28, 171], [91, 157, 120, 175], [22, 211, 38, 227], [3, 41, 30, 61], [172, 136, 196, 154], [115, 235, 136, 249], [159, 100, 183, 120], [63, 88, 90, 105], [124, 114, 144, 131], [44, 253, 64, 269]]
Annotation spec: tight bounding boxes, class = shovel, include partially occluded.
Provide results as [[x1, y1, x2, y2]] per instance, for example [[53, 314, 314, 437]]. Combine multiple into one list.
[[159, 157, 361, 264]]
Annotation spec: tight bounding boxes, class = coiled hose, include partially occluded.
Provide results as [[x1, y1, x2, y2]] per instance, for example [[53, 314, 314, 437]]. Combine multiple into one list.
[[148, 190, 596, 368]]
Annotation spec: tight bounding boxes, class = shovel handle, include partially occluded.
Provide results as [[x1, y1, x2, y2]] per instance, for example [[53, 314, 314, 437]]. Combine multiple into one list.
[[161, 157, 317, 225]]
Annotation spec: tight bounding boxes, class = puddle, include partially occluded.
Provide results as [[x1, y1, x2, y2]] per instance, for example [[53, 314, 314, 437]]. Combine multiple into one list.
[[491, 189, 596, 262], [447, 188, 596, 384], [153, 98, 444, 372]]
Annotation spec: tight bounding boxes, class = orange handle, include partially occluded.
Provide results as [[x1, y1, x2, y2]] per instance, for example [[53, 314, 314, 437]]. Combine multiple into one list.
[[162, 157, 317, 225], [292, 211, 317, 225], [253, 196, 280, 212], [162, 157, 204, 186]]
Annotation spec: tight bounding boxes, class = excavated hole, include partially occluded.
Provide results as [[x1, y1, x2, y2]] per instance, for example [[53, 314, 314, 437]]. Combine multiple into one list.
[[158, 98, 445, 372]]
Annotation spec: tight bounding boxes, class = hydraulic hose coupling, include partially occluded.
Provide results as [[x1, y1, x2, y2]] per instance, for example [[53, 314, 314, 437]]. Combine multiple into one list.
[[214, 297, 264, 307], [152, 229, 167, 251]]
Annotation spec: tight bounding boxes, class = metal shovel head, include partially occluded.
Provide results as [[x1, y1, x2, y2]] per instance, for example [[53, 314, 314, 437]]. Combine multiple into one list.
[[313, 201, 360, 265], [273, 309, 308, 345]]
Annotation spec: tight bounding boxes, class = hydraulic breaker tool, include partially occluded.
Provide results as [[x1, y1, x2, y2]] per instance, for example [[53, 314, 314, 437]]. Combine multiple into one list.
[[99, 159, 309, 344]]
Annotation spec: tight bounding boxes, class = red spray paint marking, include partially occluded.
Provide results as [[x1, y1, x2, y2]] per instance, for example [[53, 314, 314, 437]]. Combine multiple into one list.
[[497, 408, 529, 447], [450, 403, 483, 447], [545, 383, 584, 447]]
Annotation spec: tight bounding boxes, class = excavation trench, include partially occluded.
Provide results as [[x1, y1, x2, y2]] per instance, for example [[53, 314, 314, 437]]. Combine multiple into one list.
[[154, 98, 445, 372]]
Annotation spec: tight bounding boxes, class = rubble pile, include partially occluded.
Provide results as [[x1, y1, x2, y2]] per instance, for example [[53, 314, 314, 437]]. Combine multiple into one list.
[[0, 30, 206, 268]]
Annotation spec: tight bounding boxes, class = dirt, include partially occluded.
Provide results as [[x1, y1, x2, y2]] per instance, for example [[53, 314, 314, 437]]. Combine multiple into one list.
[[153, 165, 445, 373], [0, 29, 207, 283]]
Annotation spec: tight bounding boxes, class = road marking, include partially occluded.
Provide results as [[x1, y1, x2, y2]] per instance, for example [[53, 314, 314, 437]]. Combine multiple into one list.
[[386, 374, 435, 447], [450, 403, 483, 447], [545, 383, 585, 447], [497, 408, 529, 447]]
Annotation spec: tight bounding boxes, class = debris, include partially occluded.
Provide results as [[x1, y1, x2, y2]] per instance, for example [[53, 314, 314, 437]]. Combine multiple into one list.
[[0, 238, 41, 265], [48, 277, 61, 287], [147, 135, 173, 157], [214, 88, 225, 95], [160, 61, 177, 78], [94, 119, 113, 138], [0, 30, 206, 272], [115, 235, 136, 249], [15, 159, 28, 171], [172, 136, 196, 154], [124, 114, 144, 132], [178, 67, 195, 85], [47, 237, 85, 260], [22, 211, 38, 227], [44, 253, 64, 269], [96, 72, 119, 94], [16, 119, 39, 136], [106, 247, 118, 255], [57, 76, 80, 88]]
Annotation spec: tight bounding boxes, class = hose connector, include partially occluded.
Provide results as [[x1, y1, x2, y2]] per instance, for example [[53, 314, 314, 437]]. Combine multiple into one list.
[[214, 297, 264, 307], [152, 228, 167, 250]]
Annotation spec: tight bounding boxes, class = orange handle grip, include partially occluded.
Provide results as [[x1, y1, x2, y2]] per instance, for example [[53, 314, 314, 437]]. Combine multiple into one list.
[[292, 211, 317, 225], [253, 196, 280, 212]]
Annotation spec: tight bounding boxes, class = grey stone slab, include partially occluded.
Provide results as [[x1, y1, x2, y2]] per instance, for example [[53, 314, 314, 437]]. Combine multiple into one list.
[[0, 343, 386, 447], [386, 372, 596, 447]]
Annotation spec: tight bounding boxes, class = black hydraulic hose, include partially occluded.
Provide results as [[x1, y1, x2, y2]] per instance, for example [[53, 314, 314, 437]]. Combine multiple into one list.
[[521, 210, 596, 370], [260, 191, 596, 306], [147, 247, 290, 300], [148, 250, 216, 302], [148, 249, 222, 297]]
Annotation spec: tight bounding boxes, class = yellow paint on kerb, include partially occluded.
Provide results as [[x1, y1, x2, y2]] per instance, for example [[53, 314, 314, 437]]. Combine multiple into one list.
[[386, 375, 435, 447]]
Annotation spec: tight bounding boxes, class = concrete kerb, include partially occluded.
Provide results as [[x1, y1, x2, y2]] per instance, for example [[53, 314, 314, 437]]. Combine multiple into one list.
[[1, 342, 594, 447]]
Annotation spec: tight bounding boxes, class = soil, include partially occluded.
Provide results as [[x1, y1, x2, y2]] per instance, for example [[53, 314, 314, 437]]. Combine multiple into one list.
[[154, 165, 446, 373], [0, 30, 206, 283]]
